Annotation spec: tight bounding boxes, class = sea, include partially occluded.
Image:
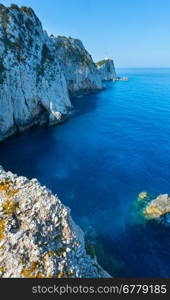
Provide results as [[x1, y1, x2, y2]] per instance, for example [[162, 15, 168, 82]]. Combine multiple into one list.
[[1, 68, 170, 277]]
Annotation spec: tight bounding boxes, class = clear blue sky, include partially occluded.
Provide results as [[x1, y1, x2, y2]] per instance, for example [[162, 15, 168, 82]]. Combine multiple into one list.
[[3, 0, 170, 67]]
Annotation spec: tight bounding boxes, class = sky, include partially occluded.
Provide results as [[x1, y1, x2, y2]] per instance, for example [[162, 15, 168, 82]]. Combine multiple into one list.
[[2, 0, 170, 68]]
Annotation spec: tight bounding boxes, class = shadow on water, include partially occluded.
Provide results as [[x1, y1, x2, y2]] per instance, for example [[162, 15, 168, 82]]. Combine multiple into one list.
[[0, 89, 106, 183], [91, 220, 170, 277], [0, 126, 57, 178], [71, 82, 117, 117]]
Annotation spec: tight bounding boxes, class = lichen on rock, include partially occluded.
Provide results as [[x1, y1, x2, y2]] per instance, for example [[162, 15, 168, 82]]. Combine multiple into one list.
[[0, 166, 110, 278], [132, 191, 170, 227], [144, 194, 170, 226]]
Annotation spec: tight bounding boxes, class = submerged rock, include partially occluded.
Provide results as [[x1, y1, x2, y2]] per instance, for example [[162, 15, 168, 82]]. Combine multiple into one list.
[[130, 191, 152, 225], [0, 166, 110, 278]]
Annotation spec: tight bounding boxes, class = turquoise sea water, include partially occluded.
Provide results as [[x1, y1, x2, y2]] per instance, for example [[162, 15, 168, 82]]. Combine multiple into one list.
[[1, 68, 170, 277]]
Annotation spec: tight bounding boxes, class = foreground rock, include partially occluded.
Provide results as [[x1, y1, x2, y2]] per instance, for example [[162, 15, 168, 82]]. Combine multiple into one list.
[[0, 166, 110, 278], [144, 194, 170, 226]]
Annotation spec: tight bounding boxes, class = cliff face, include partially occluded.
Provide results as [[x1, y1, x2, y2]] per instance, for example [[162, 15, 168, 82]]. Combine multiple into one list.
[[96, 58, 116, 81], [0, 166, 110, 278], [54, 36, 103, 96], [0, 4, 116, 141], [0, 5, 72, 141], [0, 4, 115, 279]]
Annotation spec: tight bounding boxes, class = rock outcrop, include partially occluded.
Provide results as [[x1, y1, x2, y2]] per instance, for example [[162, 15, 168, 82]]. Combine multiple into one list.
[[96, 58, 116, 81], [0, 166, 110, 278], [0, 4, 72, 141], [144, 194, 170, 226], [54, 36, 103, 96], [0, 4, 116, 141], [0, 5, 115, 277]]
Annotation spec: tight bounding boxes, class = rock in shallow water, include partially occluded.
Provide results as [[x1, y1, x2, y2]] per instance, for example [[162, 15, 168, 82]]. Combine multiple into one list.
[[144, 194, 170, 219], [0, 166, 110, 278], [143, 194, 170, 226]]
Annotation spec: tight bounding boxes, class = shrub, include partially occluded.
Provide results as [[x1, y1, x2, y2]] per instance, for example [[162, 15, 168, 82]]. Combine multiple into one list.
[[85, 242, 96, 259], [20, 6, 35, 17], [25, 18, 34, 31], [10, 4, 20, 11], [95, 59, 107, 67], [0, 62, 6, 84], [41, 44, 53, 64]]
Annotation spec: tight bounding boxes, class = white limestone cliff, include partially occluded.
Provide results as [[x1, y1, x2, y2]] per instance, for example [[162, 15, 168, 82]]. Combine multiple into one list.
[[96, 58, 116, 81], [0, 5, 116, 141], [0, 4, 73, 141], [54, 36, 103, 96], [0, 4, 116, 278]]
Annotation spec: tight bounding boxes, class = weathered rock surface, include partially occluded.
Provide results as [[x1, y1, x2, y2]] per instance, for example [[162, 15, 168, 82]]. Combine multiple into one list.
[[144, 194, 170, 226], [96, 58, 116, 81], [0, 4, 72, 141], [0, 166, 110, 278], [54, 36, 104, 96], [0, 4, 116, 141]]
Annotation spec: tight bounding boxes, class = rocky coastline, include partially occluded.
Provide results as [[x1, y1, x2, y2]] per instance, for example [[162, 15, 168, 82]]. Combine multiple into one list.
[[0, 4, 116, 141], [0, 166, 110, 278], [0, 4, 116, 278]]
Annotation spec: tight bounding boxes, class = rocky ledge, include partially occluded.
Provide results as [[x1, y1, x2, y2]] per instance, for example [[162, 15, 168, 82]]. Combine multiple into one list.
[[0, 166, 110, 278]]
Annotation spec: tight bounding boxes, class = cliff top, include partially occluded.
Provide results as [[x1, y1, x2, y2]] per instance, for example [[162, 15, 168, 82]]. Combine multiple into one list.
[[95, 58, 113, 67], [0, 3, 36, 16]]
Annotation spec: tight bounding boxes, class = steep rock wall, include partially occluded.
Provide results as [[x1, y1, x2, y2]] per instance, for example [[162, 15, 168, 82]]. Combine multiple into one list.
[[54, 36, 103, 96], [0, 4, 116, 141], [0, 5, 71, 141], [96, 58, 116, 81]]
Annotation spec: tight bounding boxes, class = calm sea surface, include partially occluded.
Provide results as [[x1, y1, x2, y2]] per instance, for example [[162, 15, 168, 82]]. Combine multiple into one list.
[[1, 68, 170, 277]]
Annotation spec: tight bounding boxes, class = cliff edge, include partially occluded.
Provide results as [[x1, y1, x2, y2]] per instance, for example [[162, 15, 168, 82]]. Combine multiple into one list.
[[96, 58, 116, 81], [0, 166, 110, 278]]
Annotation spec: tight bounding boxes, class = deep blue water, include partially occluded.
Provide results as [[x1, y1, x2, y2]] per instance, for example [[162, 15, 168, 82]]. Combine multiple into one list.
[[1, 68, 170, 277]]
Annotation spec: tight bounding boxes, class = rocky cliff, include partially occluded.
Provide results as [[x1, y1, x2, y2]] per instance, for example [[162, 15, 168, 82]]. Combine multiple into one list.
[[96, 58, 116, 81], [53, 36, 104, 96], [0, 4, 115, 278], [0, 4, 72, 141], [0, 166, 110, 278], [0, 4, 116, 141]]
